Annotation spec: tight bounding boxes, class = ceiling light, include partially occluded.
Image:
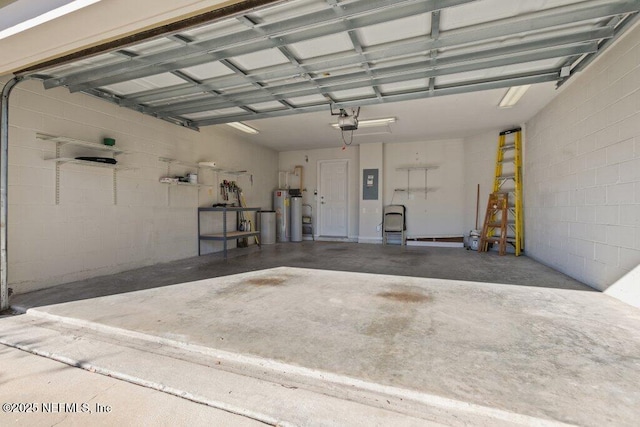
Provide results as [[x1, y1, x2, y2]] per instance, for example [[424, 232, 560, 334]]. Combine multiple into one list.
[[499, 85, 531, 108], [227, 122, 259, 134], [0, 0, 102, 41], [359, 117, 397, 128], [331, 117, 396, 129]]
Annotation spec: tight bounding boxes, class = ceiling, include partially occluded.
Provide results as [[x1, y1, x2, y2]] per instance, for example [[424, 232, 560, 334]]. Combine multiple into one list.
[[14, 0, 640, 151], [0, 0, 78, 33]]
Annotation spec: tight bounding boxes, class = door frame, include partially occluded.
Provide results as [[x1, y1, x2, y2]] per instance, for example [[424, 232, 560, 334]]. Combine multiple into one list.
[[317, 159, 350, 239]]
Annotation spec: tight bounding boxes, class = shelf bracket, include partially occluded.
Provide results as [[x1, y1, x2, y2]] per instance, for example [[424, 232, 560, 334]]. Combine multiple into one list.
[[407, 170, 410, 198], [167, 161, 171, 206], [425, 170, 428, 200], [113, 170, 118, 205], [55, 142, 61, 205]]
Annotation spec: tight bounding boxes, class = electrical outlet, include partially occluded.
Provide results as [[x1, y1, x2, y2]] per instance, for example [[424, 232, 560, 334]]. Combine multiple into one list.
[[376, 225, 381, 231]]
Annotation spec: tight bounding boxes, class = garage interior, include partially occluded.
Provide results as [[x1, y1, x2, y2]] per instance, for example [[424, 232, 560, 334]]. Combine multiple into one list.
[[1, 0, 640, 425]]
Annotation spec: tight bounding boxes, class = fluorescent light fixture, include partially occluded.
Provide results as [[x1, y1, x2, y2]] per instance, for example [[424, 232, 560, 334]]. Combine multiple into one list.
[[499, 85, 531, 108], [227, 122, 259, 134], [331, 117, 396, 129], [0, 0, 102, 41], [359, 117, 397, 128], [352, 130, 392, 137]]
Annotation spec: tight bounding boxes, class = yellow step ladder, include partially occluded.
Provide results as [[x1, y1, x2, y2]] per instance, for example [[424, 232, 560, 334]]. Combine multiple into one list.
[[480, 128, 524, 256]]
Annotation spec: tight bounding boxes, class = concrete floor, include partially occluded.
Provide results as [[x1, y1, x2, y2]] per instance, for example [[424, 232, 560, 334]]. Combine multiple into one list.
[[3, 243, 639, 426], [11, 242, 591, 309], [0, 344, 264, 426]]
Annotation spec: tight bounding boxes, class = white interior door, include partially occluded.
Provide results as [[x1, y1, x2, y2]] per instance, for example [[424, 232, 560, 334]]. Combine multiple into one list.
[[318, 160, 348, 237]]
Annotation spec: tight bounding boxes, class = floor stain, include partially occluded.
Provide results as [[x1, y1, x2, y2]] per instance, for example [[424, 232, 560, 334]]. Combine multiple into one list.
[[246, 277, 288, 286], [377, 291, 430, 303], [366, 314, 413, 336]]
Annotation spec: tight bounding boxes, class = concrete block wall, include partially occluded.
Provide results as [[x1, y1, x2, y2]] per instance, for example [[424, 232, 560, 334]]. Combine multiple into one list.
[[525, 23, 640, 293], [5, 78, 277, 294]]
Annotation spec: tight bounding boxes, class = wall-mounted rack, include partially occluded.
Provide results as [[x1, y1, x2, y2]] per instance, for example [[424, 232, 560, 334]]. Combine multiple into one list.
[[38, 133, 132, 205], [159, 157, 249, 176], [37, 134, 128, 155], [158, 158, 203, 189], [159, 157, 252, 206], [393, 188, 437, 193]]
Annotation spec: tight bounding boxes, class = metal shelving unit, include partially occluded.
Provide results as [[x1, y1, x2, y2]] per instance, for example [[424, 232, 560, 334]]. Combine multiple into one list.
[[198, 206, 261, 259], [37, 133, 132, 205]]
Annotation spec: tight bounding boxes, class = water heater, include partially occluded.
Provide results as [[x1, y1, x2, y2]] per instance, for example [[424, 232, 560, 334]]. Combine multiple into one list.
[[273, 190, 290, 242], [290, 195, 303, 242]]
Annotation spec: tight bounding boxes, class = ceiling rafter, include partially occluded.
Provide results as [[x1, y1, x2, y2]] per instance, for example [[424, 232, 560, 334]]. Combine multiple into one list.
[[80, 87, 200, 130], [327, 0, 382, 100], [152, 42, 596, 117], [218, 58, 293, 113], [145, 36, 602, 114], [235, 13, 334, 109], [192, 70, 560, 126], [428, 9, 441, 94], [105, 41, 252, 118], [57, 0, 636, 95], [347, 30, 383, 100], [110, 22, 615, 107], [559, 10, 640, 86], [25, 0, 640, 129], [45, 0, 443, 88], [46, 0, 476, 92]]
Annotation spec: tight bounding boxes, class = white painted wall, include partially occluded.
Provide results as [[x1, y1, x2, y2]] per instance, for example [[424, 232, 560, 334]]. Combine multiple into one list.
[[358, 142, 384, 243], [278, 146, 360, 241], [525, 23, 640, 298], [383, 139, 465, 238], [280, 139, 466, 243], [5, 77, 277, 294], [463, 130, 500, 233]]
